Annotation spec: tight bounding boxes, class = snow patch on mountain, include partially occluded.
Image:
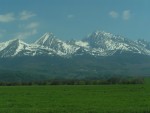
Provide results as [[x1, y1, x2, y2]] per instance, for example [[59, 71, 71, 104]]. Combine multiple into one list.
[[0, 31, 150, 58], [13, 40, 29, 56], [75, 41, 89, 48]]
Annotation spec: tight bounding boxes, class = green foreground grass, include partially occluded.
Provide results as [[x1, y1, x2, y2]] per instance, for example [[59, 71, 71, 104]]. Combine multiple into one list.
[[0, 79, 150, 113]]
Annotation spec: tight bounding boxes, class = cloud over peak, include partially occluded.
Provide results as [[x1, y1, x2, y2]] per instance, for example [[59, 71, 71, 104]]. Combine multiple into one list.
[[122, 10, 131, 20], [109, 10, 131, 21], [109, 11, 119, 19], [0, 11, 38, 40], [15, 29, 37, 40], [25, 22, 39, 29], [0, 10, 36, 23], [19, 11, 36, 20]]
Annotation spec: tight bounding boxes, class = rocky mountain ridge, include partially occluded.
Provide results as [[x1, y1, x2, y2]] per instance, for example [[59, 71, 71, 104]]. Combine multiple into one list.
[[0, 31, 150, 58]]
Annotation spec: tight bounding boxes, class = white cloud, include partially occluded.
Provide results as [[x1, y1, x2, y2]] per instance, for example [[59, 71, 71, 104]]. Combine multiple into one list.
[[16, 22, 39, 39], [19, 11, 36, 20], [25, 22, 39, 29], [0, 11, 36, 23], [122, 10, 131, 20], [109, 11, 119, 19], [109, 10, 131, 21], [15, 29, 37, 39], [67, 14, 75, 19], [31, 29, 37, 34], [0, 13, 15, 23]]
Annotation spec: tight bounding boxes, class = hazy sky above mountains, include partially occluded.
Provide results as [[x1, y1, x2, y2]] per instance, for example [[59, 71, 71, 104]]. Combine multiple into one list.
[[0, 0, 149, 42]]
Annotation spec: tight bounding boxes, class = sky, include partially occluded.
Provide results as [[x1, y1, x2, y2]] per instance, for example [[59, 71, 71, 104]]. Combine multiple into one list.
[[0, 0, 150, 42]]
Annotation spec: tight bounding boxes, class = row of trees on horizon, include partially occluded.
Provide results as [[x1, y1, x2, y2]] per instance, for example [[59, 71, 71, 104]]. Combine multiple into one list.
[[0, 77, 144, 86]]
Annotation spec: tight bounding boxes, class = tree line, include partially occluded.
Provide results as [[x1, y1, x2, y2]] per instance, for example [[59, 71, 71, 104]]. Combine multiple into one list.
[[0, 77, 144, 86]]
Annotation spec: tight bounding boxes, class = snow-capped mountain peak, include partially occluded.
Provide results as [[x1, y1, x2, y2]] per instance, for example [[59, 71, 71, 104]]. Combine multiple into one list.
[[35, 32, 59, 46], [0, 38, 29, 57], [82, 31, 150, 56], [33, 33, 79, 56], [95, 31, 113, 37], [135, 39, 150, 50], [0, 31, 150, 58]]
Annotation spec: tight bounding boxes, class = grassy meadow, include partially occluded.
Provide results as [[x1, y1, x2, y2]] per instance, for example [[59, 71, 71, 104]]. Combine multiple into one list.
[[0, 79, 150, 113]]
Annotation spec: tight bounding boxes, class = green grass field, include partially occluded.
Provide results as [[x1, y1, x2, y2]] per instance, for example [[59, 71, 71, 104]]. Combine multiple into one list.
[[0, 80, 150, 113]]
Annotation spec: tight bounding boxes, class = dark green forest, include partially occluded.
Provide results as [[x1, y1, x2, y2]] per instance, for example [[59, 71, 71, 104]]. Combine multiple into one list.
[[0, 54, 149, 84]]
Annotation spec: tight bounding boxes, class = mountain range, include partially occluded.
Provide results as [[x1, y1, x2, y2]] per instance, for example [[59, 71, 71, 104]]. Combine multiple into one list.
[[0, 31, 150, 82], [0, 31, 150, 58]]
